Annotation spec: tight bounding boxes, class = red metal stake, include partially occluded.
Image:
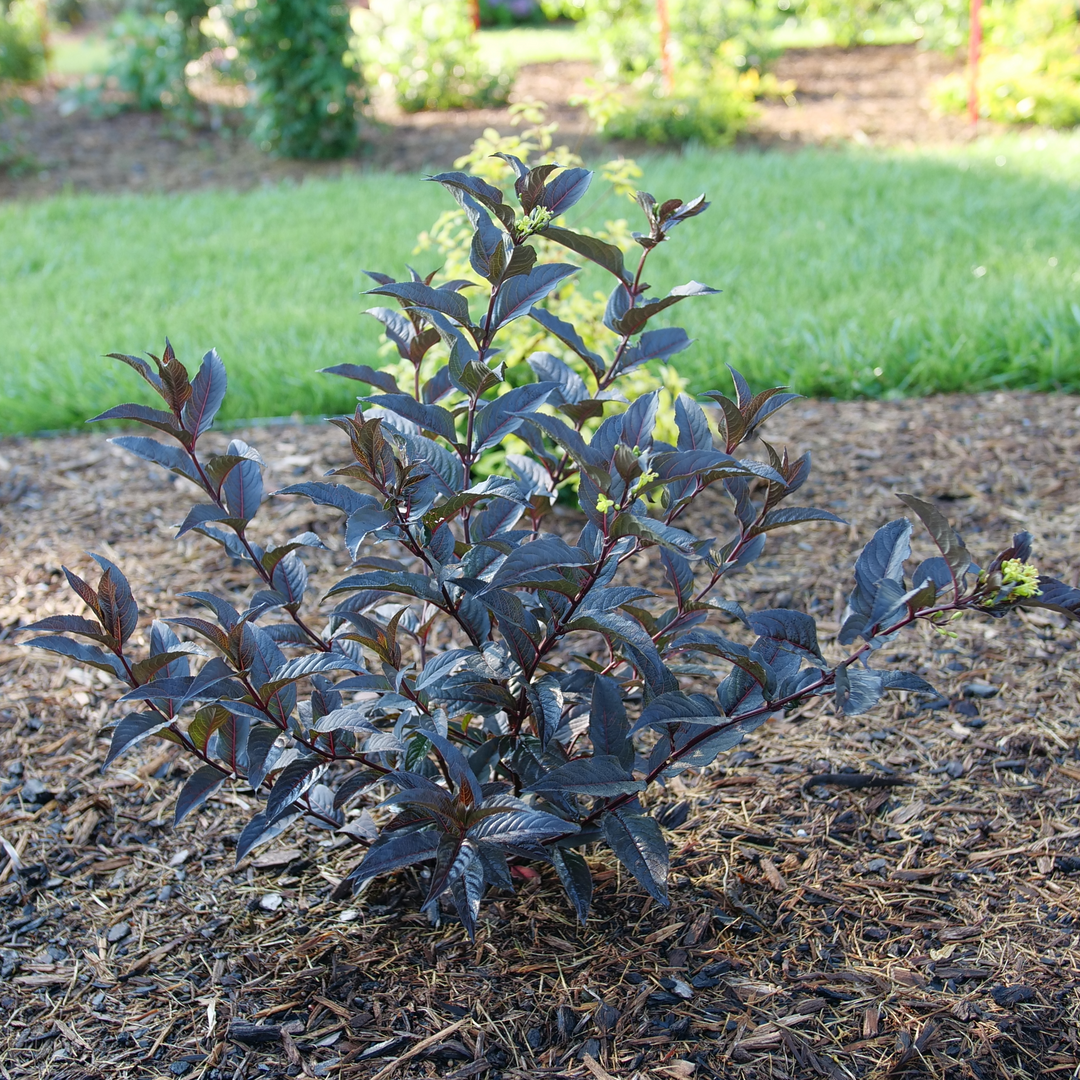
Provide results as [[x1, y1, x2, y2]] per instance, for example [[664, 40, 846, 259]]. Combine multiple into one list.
[[968, 0, 982, 127], [470, 0, 481, 32], [657, 0, 675, 96]]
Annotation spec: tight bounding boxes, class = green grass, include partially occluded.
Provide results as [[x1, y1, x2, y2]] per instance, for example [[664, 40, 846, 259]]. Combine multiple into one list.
[[46, 29, 112, 77], [2, 134, 1079, 435], [476, 25, 597, 67]]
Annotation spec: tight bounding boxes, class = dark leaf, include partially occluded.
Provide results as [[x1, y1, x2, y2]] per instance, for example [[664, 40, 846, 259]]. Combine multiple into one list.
[[833, 665, 884, 716], [24, 636, 126, 680], [847, 519, 913, 619], [181, 349, 227, 436], [473, 383, 557, 452], [529, 307, 606, 379], [266, 759, 325, 825], [103, 712, 173, 769], [220, 440, 263, 522], [468, 806, 573, 846], [630, 690, 722, 733], [174, 764, 227, 825], [618, 327, 692, 371], [449, 850, 485, 940], [486, 264, 578, 332], [896, 494, 973, 598], [348, 828, 441, 888], [526, 352, 587, 405], [754, 507, 845, 534], [321, 361, 401, 394], [364, 395, 457, 444], [426, 171, 509, 219], [235, 809, 302, 863], [110, 436, 200, 485], [610, 281, 719, 337], [589, 675, 632, 770], [245, 725, 282, 791], [487, 535, 593, 590], [550, 846, 592, 924], [880, 670, 937, 693], [674, 393, 712, 452], [275, 482, 378, 518], [601, 810, 668, 904], [528, 755, 644, 797], [1022, 577, 1080, 619], [107, 351, 163, 392], [368, 280, 470, 325], [746, 609, 824, 662], [539, 168, 592, 215], [346, 507, 394, 558], [542, 225, 627, 283], [89, 403, 185, 439]]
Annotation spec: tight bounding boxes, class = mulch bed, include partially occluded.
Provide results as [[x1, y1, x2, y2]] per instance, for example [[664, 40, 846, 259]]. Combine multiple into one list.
[[0, 42, 978, 203], [2, 390, 1080, 1078]]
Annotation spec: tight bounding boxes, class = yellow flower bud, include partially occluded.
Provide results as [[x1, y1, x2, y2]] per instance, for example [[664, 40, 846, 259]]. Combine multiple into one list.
[[1001, 558, 1041, 598]]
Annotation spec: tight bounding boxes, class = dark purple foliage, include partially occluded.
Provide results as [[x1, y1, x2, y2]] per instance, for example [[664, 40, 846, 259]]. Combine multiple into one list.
[[21, 161, 1080, 937]]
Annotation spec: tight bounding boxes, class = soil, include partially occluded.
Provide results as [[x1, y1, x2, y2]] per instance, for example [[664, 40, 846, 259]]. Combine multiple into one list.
[[0, 43, 979, 202], [1, 390, 1079, 1078]]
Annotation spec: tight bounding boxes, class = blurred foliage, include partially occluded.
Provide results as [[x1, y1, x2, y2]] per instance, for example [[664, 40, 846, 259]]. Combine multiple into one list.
[[800, 0, 967, 49], [356, 0, 512, 113], [581, 64, 793, 147], [94, 1, 209, 114], [0, 89, 31, 172], [479, 0, 589, 26], [62, 0, 361, 157], [579, 0, 794, 146], [933, 0, 1080, 128], [0, 0, 46, 81], [228, 0, 360, 157], [585, 0, 784, 78]]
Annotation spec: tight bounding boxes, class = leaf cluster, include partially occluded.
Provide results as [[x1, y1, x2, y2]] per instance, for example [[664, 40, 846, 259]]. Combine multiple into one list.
[[24, 157, 1080, 937]]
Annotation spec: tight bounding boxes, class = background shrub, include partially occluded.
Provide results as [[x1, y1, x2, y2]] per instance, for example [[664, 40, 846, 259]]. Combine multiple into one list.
[[0, 0, 46, 82], [97, 1, 209, 113], [580, 0, 791, 145], [933, 0, 1080, 128], [228, 0, 359, 158], [357, 0, 512, 113]]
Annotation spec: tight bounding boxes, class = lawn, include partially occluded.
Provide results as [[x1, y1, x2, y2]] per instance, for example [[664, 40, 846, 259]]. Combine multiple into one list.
[[2, 134, 1079, 434]]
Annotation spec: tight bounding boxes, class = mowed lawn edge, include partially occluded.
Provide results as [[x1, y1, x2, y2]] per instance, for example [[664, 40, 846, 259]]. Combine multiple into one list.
[[2, 136, 1079, 435]]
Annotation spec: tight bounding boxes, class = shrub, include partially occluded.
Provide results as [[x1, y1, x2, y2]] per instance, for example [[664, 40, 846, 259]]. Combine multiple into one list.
[[0, 0, 46, 82], [799, 0, 967, 48], [23, 157, 1080, 935], [585, 0, 782, 81], [357, 0, 512, 113], [580, 0, 791, 145], [229, 0, 360, 158], [932, 0, 1080, 128], [581, 67, 769, 147], [480, 0, 544, 27], [98, 3, 208, 114], [0, 86, 31, 172]]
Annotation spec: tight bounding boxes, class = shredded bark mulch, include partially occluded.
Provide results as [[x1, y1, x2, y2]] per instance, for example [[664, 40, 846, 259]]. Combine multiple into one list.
[[0, 42, 978, 203], [2, 390, 1079, 1079]]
